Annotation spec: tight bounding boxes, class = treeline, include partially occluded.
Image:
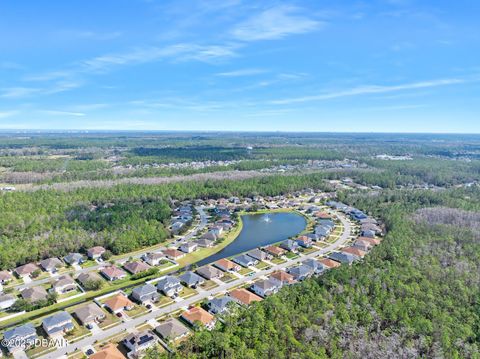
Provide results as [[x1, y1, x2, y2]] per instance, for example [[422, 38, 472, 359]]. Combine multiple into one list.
[[148, 188, 480, 359]]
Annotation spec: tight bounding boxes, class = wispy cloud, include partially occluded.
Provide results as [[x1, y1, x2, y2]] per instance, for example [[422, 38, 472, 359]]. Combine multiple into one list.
[[0, 87, 39, 98], [270, 78, 470, 105], [0, 110, 19, 119], [216, 68, 266, 77], [231, 5, 322, 41], [39, 110, 86, 117]]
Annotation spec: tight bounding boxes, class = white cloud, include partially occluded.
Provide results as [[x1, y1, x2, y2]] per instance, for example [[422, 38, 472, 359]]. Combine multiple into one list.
[[40, 110, 86, 117], [216, 68, 266, 77], [231, 5, 322, 41], [0, 87, 39, 98], [81, 43, 238, 73], [270, 78, 469, 105], [0, 110, 19, 119]]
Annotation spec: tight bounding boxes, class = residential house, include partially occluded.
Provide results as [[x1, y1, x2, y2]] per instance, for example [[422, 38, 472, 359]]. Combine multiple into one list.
[[207, 296, 236, 314], [15, 263, 40, 279], [247, 249, 272, 261], [76, 272, 103, 288], [87, 246, 106, 260], [194, 238, 214, 248], [359, 215, 378, 223], [100, 266, 127, 281], [361, 222, 382, 235], [104, 294, 134, 314], [287, 265, 314, 281], [319, 258, 342, 269], [131, 283, 159, 304], [295, 236, 313, 248], [209, 226, 223, 237], [201, 231, 217, 241], [213, 258, 240, 272], [349, 209, 367, 221], [181, 307, 216, 330], [250, 279, 279, 298], [162, 248, 185, 260], [73, 303, 106, 326], [302, 259, 326, 274], [263, 245, 286, 257], [123, 330, 158, 356], [269, 270, 295, 287], [179, 242, 198, 253], [0, 294, 16, 310], [123, 261, 150, 275], [329, 251, 356, 265], [196, 265, 223, 280], [228, 288, 262, 306], [305, 233, 321, 241], [156, 276, 182, 297], [89, 344, 124, 359], [279, 239, 299, 252], [155, 318, 190, 342], [357, 236, 381, 246], [353, 238, 373, 252], [141, 252, 165, 266], [63, 253, 84, 266], [21, 286, 48, 303], [0, 271, 13, 284], [361, 229, 376, 238], [42, 311, 74, 337], [316, 224, 334, 238], [178, 271, 205, 288], [52, 275, 77, 294], [40, 257, 63, 273], [232, 254, 258, 267], [171, 221, 185, 234], [341, 246, 367, 259], [314, 211, 331, 219], [318, 219, 335, 228], [3, 323, 38, 353]]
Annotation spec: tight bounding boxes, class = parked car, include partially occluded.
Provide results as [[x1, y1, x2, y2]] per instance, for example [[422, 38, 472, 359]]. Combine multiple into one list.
[[116, 312, 123, 318]]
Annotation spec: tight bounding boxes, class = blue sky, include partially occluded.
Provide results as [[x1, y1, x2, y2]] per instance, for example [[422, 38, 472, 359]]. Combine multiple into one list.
[[0, 0, 479, 132]]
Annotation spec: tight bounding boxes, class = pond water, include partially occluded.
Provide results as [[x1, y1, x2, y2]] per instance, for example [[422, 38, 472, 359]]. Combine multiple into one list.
[[196, 212, 306, 267]]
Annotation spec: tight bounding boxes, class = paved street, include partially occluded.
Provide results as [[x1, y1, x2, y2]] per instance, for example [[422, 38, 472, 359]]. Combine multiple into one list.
[[39, 212, 352, 359]]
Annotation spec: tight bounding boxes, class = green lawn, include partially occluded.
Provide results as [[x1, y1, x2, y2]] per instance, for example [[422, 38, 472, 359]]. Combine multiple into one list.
[[157, 295, 174, 307], [179, 286, 198, 299], [238, 267, 253, 276], [80, 260, 98, 269], [126, 305, 148, 319], [255, 261, 270, 270], [58, 288, 83, 300], [271, 257, 286, 264], [98, 311, 121, 329], [298, 247, 318, 255], [285, 252, 299, 259], [219, 273, 237, 283], [199, 280, 218, 290], [64, 321, 91, 343]]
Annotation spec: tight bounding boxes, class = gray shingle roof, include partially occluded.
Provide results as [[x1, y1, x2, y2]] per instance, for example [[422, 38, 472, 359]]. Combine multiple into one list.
[[155, 318, 189, 340]]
